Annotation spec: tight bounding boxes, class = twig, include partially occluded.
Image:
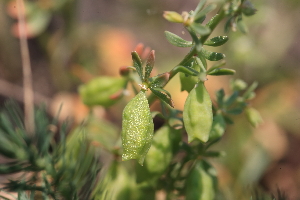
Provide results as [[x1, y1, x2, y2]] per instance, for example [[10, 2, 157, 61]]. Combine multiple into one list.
[[16, 0, 35, 134]]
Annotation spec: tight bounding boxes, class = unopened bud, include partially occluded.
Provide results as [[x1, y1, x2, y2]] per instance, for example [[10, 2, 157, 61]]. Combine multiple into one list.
[[79, 76, 127, 107], [163, 11, 184, 23], [242, 0, 257, 16], [119, 66, 130, 76]]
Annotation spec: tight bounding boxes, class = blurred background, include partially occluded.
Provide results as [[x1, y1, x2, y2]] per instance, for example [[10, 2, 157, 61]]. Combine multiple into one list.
[[0, 0, 299, 199]]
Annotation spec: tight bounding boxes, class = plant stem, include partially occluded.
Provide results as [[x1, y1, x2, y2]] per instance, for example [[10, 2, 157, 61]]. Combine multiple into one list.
[[17, 0, 35, 135], [148, 9, 225, 105]]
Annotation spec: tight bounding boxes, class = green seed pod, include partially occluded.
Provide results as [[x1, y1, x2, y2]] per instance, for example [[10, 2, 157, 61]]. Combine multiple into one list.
[[183, 82, 213, 143], [92, 161, 138, 200], [245, 107, 263, 127], [79, 76, 127, 107], [185, 160, 217, 200], [136, 125, 181, 183], [145, 125, 180, 174], [122, 91, 154, 165]]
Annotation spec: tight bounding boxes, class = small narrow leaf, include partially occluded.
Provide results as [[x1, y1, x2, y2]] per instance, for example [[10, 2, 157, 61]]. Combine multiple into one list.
[[207, 61, 226, 74], [201, 48, 225, 61], [226, 108, 243, 115], [165, 31, 193, 47], [145, 50, 155, 80], [179, 61, 200, 92], [131, 51, 144, 81], [208, 113, 226, 142], [206, 13, 220, 28], [243, 81, 258, 100], [237, 16, 248, 34], [195, 57, 206, 73], [190, 23, 211, 36], [197, 52, 207, 69], [204, 36, 229, 46], [150, 72, 170, 88], [173, 65, 199, 76], [193, 0, 207, 15], [207, 68, 235, 76], [224, 91, 239, 107], [194, 4, 217, 22], [194, 15, 206, 24], [150, 88, 174, 108], [216, 89, 225, 106]]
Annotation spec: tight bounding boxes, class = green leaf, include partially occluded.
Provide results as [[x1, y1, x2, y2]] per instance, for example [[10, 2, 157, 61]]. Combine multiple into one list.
[[131, 51, 144, 81], [190, 23, 211, 36], [237, 16, 248, 34], [195, 57, 206, 73], [224, 17, 234, 33], [224, 91, 239, 107], [179, 60, 200, 92], [193, 0, 207, 15], [183, 82, 213, 143], [223, 115, 234, 124], [206, 13, 220, 28], [180, 73, 198, 92], [194, 4, 217, 22], [185, 160, 217, 200], [145, 50, 155, 80], [201, 48, 225, 61], [194, 15, 206, 24], [149, 72, 170, 88], [207, 68, 235, 76], [204, 36, 229, 47], [122, 91, 154, 165], [216, 89, 225, 106], [206, 61, 226, 74], [243, 81, 258, 100], [226, 108, 243, 115], [230, 79, 248, 91], [208, 113, 226, 142], [164, 31, 193, 47], [197, 52, 207, 69], [173, 65, 199, 76], [150, 88, 174, 108]]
